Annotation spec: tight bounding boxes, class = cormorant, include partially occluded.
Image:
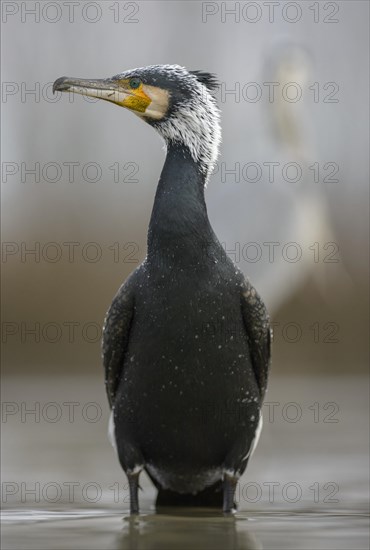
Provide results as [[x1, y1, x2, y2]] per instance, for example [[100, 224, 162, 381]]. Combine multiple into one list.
[[53, 65, 271, 515]]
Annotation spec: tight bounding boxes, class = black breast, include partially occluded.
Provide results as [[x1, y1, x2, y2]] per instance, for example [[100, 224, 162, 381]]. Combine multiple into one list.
[[113, 254, 260, 492]]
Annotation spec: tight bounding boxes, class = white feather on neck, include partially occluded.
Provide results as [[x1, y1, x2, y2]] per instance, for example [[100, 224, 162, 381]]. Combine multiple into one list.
[[156, 68, 221, 185]]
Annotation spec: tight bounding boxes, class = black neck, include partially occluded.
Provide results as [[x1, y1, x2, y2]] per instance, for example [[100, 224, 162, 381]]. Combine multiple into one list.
[[147, 142, 216, 266]]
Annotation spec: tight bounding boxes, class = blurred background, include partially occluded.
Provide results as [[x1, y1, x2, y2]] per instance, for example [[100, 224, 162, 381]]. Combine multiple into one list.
[[1, 1, 369, 549]]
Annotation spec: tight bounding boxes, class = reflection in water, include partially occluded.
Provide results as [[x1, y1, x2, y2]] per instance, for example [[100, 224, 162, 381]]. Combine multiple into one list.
[[2, 508, 369, 550], [116, 511, 262, 550], [2, 509, 264, 550]]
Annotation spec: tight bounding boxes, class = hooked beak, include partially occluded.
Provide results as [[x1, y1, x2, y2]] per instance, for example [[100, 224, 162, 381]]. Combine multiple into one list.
[[53, 76, 135, 106], [53, 74, 169, 119]]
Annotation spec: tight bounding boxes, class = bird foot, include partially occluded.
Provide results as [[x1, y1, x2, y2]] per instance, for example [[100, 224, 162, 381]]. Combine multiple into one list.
[[222, 473, 238, 514], [127, 471, 141, 515]]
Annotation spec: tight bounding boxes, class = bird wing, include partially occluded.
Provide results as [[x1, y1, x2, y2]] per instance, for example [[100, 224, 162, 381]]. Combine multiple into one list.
[[240, 277, 271, 400], [102, 279, 135, 408]]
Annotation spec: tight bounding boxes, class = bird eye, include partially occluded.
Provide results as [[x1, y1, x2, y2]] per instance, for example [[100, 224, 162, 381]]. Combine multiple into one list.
[[129, 78, 141, 89]]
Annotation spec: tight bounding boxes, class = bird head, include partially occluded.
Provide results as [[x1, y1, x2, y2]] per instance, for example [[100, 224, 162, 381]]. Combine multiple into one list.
[[53, 64, 221, 178]]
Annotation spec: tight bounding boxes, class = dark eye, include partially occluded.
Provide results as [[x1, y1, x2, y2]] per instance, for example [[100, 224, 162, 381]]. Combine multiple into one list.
[[129, 78, 141, 89]]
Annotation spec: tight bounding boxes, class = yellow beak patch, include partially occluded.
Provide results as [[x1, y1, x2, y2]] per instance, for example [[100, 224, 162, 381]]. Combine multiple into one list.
[[117, 79, 151, 113]]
